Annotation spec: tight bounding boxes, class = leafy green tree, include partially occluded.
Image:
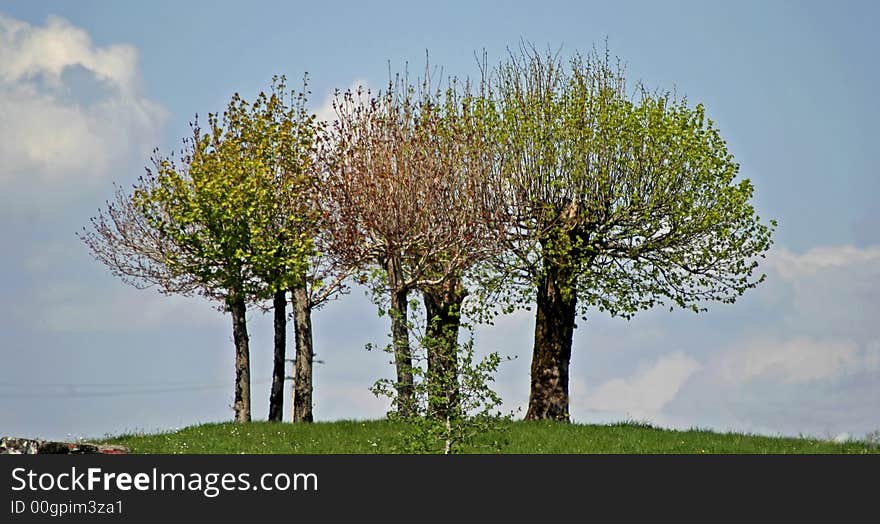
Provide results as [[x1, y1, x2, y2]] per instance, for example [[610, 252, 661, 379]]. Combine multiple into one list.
[[84, 77, 317, 423], [484, 46, 775, 420], [228, 77, 331, 424]]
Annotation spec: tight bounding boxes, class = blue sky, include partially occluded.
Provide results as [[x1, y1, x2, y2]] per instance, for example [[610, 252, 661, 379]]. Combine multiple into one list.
[[1, 1, 878, 442]]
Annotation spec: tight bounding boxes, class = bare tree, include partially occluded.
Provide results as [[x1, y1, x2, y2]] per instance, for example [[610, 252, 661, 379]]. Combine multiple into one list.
[[81, 178, 199, 299], [321, 71, 503, 417]]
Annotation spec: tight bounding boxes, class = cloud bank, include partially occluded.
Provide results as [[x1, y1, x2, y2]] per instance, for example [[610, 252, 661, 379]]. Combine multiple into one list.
[[572, 244, 880, 437], [0, 14, 166, 190]]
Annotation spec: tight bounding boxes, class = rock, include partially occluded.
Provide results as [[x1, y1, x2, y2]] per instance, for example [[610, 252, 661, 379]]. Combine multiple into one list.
[[0, 437, 39, 454], [0, 436, 129, 454]]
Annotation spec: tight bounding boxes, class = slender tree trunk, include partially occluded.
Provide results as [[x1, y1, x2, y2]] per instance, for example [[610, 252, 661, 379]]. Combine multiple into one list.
[[422, 275, 466, 420], [387, 257, 414, 416], [291, 285, 314, 423], [525, 243, 577, 422], [229, 295, 251, 423], [268, 289, 286, 422]]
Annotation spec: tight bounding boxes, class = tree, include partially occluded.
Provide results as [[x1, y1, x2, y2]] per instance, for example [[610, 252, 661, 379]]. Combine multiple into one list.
[[81, 180, 199, 298], [82, 77, 316, 423], [231, 77, 331, 424], [322, 72, 502, 416], [415, 77, 505, 420], [288, 247, 352, 423], [486, 45, 775, 420], [218, 77, 351, 424]]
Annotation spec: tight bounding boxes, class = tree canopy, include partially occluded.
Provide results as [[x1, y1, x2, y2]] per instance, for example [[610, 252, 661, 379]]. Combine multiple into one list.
[[83, 76, 320, 422], [83, 45, 775, 426], [481, 46, 775, 419]]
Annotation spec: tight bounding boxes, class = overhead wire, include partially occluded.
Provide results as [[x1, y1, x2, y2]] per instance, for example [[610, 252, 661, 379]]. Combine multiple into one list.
[[0, 378, 272, 399]]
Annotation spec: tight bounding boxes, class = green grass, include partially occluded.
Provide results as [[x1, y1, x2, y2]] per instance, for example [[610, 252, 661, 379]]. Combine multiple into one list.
[[101, 419, 879, 454]]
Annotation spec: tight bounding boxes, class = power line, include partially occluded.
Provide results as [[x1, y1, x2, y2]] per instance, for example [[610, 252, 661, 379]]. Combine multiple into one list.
[[0, 379, 259, 388], [0, 378, 271, 399]]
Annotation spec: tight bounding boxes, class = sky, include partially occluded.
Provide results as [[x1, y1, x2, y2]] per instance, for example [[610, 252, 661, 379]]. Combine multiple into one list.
[[1, 0, 878, 442]]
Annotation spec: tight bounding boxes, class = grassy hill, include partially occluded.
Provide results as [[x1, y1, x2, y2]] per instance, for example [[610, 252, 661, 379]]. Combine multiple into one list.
[[103, 419, 879, 454]]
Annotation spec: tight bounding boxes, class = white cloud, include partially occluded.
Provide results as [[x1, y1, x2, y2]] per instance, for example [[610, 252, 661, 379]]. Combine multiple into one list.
[[766, 245, 880, 280], [715, 337, 879, 385], [0, 13, 166, 188], [762, 245, 880, 341], [636, 244, 880, 436], [0, 15, 136, 90], [578, 351, 701, 419]]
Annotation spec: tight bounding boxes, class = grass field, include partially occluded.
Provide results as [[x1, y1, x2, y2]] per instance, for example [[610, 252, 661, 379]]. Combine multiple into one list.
[[102, 419, 879, 454]]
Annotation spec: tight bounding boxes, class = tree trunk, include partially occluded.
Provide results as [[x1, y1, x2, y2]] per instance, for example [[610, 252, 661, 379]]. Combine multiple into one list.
[[229, 296, 251, 423], [387, 257, 414, 416], [422, 276, 467, 420], [268, 289, 286, 422], [525, 244, 577, 422], [291, 285, 314, 423]]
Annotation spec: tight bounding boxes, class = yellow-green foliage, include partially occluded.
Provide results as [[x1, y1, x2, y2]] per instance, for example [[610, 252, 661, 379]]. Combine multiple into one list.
[[483, 47, 776, 318], [136, 76, 319, 307]]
